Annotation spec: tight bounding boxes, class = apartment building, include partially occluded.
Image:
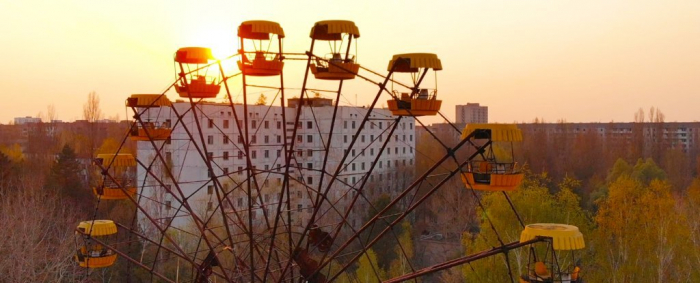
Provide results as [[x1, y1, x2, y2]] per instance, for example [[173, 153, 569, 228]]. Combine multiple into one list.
[[136, 98, 416, 230]]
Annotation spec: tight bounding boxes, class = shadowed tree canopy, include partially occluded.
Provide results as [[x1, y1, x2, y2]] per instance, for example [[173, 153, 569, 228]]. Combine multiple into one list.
[[45, 145, 88, 204]]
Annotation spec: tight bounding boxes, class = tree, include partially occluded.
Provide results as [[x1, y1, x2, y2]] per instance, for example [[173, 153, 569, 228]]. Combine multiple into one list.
[[255, 94, 267, 105], [0, 178, 80, 282], [388, 221, 415, 278], [355, 248, 385, 282], [47, 104, 57, 123], [45, 145, 89, 207], [462, 175, 591, 282], [83, 91, 103, 122], [592, 176, 690, 282], [362, 193, 403, 271]]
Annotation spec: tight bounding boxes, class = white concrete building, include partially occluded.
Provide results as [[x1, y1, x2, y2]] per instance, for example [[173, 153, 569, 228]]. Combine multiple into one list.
[[456, 103, 488, 124], [136, 98, 416, 231]]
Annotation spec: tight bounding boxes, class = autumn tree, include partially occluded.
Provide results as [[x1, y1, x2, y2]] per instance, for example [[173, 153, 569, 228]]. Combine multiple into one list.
[[462, 174, 591, 282], [592, 176, 690, 282], [354, 248, 385, 282], [255, 94, 267, 105]]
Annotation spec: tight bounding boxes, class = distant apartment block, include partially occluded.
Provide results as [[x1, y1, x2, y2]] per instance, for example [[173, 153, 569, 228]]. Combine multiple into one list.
[[13, 116, 42, 125], [456, 103, 488, 124], [135, 98, 416, 228], [418, 121, 700, 157]]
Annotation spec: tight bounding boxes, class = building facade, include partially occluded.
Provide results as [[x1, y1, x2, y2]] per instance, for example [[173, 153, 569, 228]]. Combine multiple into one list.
[[455, 103, 488, 124], [135, 99, 416, 231]]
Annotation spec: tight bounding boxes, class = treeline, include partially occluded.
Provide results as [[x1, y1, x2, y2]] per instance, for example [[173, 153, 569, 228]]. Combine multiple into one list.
[[411, 115, 700, 282], [0, 92, 139, 282], [455, 160, 700, 282]]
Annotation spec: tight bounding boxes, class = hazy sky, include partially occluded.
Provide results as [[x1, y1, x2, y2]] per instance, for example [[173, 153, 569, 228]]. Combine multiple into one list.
[[1, 0, 698, 124]]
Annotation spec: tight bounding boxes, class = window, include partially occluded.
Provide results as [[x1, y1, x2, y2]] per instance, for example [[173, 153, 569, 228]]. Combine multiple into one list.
[[344, 135, 348, 143], [277, 121, 281, 129], [223, 119, 229, 129], [307, 149, 312, 157], [361, 162, 365, 170], [264, 135, 269, 144], [344, 121, 348, 129], [264, 150, 269, 158], [395, 147, 398, 154], [237, 120, 242, 128], [307, 121, 312, 129], [361, 135, 365, 143], [207, 185, 213, 195], [370, 148, 374, 156], [223, 151, 229, 160], [307, 176, 313, 184], [379, 122, 383, 129], [264, 120, 269, 129], [251, 120, 257, 129], [238, 151, 243, 159], [307, 135, 313, 143], [277, 150, 281, 157], [410, 123, 413, 129], [352, 163, 356, 171], [238, 135, 243, 143], [352, 121, 356, 129], [208, 119, 214, 128], [207, 152, 213, 160], [223, 135, 229, 144], [277, 135, 281, 143], [297, 204, 303, 212], [297, 135, 302, 143], [165, 201, 171, 210], [252, 150, 257, 159], [224, 167, 229, 175], [410, 135, 413, 141], [164, 119, 172, 128], [251, 135, 257, 144], [238, 166, 243, 175], [166, 137, 171, 145], [307, 163, 313, 169], [207, 135, 214, 145]]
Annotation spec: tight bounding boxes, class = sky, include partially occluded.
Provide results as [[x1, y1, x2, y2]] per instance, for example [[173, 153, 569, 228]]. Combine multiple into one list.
[[0, 0, 698, 124]]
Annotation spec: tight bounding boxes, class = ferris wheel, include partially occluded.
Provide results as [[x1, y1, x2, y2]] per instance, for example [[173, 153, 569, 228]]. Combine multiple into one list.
[[74, 20, 585, 283]]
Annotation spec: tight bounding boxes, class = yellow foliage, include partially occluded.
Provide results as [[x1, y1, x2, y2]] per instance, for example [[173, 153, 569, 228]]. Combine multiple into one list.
[[592, 177, 690, 282], [355, 249, 385, 282], [0, 144, 24, 162]]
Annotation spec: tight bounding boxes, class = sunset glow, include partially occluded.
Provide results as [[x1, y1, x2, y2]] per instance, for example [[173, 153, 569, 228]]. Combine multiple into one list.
[[0, 0, 698, 123]]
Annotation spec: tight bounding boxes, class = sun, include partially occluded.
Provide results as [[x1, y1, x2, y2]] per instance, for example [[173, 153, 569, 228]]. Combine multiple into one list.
[[191, 29, 237, 60]]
